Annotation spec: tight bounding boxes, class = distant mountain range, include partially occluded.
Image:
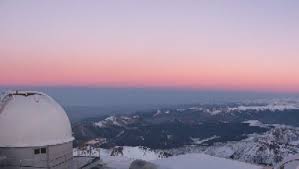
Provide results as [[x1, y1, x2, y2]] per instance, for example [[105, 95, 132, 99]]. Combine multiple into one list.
[[72, 99, 299, 166]]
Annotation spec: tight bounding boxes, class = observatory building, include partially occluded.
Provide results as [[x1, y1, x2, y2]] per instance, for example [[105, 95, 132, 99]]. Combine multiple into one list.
[[0, 91, 74, 169]]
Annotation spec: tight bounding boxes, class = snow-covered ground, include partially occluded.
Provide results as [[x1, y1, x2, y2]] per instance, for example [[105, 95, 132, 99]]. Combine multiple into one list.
[[100, 153, 264, 169], [101, 155, 133, 169], [153, 153, 263, 169], [75, 146, 263, 169]]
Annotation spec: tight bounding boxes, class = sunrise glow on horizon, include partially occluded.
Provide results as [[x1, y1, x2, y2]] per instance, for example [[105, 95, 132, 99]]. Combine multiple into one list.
[[1, 1, 299, 93]]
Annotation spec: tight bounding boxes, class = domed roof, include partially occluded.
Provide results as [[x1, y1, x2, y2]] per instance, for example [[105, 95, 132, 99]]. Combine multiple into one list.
[[0, 91, 74, 147]]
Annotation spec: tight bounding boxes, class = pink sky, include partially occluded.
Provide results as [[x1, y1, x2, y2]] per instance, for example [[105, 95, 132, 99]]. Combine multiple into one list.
[[0, 1, 299, 93]]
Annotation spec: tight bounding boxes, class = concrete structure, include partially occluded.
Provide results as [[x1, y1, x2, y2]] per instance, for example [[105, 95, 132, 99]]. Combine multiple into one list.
[[0, 91, 74, 169]]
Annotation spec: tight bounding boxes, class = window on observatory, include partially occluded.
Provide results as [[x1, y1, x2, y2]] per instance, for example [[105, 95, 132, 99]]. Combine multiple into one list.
[[34, 149, 40, 155], [41, 148, 47, 154]]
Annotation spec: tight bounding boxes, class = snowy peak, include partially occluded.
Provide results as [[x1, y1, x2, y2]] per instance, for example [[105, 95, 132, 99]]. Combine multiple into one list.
[[233, 99, 299, 111], [242, 120, 266, 127], [205, 125, 299, 166], [94, 116, 138, 128], [153, 109, 171, 117], [208, 102, 299, 115], [230, 104, 299, 112]]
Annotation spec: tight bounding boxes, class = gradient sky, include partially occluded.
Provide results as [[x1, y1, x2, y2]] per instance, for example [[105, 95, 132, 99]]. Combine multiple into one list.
[[1, 0, 299, 93]]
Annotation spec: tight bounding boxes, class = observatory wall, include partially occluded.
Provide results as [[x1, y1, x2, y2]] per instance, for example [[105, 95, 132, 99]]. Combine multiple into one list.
[[0, 142, 73, 169]]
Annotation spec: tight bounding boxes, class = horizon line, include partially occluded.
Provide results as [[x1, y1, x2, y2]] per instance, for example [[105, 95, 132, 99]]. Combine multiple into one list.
[[1, 84, 299, 95]]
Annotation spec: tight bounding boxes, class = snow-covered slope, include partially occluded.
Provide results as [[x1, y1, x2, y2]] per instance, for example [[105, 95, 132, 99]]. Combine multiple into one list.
[[229, 104, 299, 112], [94, 116, 137, 128], [100, 152, 263, 169], [74, 145, 264, 169], [153, 153, 263, 169], [204, 125, 299, 166]]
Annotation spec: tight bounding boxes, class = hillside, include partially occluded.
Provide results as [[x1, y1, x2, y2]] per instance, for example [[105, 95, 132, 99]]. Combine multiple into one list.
[[73, 99, 299, 167]]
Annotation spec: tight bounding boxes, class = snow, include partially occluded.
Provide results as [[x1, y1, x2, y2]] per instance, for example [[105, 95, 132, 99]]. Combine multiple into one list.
[[133, 115, 140, 119], [154, 109, 162, 117], [203, 125, 299, 166], [74, 146, 264, 169], [86, 140, 100, 145], [120, 146, 165, 161], [290, 140, 299, 146], [231, 104, 299, 112], [99, 148, 134, 169], [101, 146, 165, 161], [102, 155, 133, 169], [116, 130, 125, 137], [205, 146, 235, 158], [207, 109, 222, 115], [100, 151, 263, 169], [184, 100, 299, 117], [191, 136, 219, 145], [94, 116, 128, 128], [94, 121, 105, 127], [189, 107, 203, 111], [176, 108, 185, 112], [153, 110, 171, 116], [153, 153, 263, 169], [242, 120, 266, 127], [107, 116, 122, 126], [73, 156, 100, 169]]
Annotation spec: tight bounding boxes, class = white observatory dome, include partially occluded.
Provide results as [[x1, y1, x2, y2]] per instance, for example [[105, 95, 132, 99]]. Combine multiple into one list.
[[0, 91, 74, 147]]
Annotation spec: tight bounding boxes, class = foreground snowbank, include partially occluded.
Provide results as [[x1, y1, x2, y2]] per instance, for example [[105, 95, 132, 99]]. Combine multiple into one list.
[[153, 153, 263, 169], [101, 152, 263, 169]]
